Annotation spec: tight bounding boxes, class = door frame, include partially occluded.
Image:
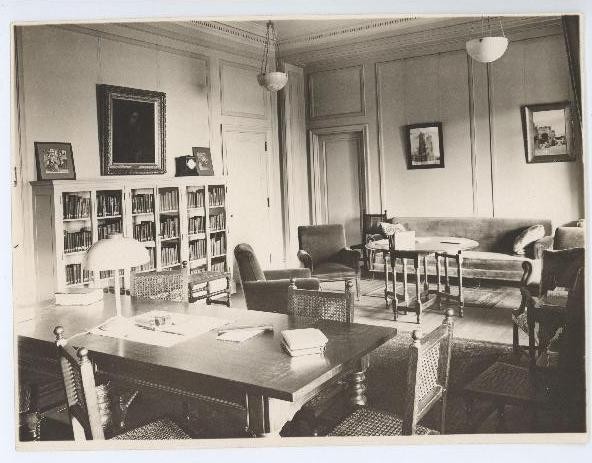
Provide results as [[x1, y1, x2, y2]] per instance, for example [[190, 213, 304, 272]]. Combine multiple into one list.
[[308, 124, 370, 234]]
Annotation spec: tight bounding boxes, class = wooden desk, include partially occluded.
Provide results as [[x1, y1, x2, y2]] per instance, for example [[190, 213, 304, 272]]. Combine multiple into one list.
[[17, 295, 396, 438], [367, 236, 478, 322]]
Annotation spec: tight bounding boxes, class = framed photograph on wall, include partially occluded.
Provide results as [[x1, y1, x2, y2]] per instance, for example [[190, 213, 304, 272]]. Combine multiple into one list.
[[34, 142, 76, 180], [522, 102, 575, 163], [404, 122, 444, 169], [97, 84, 166, 175], [192, 147, 214, 175]]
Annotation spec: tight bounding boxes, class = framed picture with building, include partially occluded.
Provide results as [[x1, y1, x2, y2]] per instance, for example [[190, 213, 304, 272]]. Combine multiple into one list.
[[522, 102, 575, 163], [404, 122, 445, 169]]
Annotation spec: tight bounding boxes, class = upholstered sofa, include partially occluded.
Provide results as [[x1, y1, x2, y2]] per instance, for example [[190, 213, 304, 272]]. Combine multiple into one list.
[[371, 217, 554, 282]]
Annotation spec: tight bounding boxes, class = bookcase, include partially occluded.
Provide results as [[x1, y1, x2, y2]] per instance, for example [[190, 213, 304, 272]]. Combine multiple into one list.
[[31, 177, 229, 302]]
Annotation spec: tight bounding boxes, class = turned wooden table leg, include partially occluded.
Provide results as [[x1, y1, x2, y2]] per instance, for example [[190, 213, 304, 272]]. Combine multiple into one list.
[[457, 251, 464, 317], [423, 255, 429, 292], [414, 257, 422, 324], [436, 253, 442, 294], [444, 256, 450, 294], [383, 252, 390, 311], [402, 257, 409, 314], [349, 355, 370, 408], [391, 254, 398, 320]]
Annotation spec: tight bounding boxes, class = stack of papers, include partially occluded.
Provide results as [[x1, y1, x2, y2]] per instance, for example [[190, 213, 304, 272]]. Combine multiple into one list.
[[281, 328, 328, 357]]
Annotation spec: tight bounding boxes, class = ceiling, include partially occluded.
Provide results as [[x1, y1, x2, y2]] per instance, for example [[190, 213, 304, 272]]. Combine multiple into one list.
[[252, 18, 387, 41]]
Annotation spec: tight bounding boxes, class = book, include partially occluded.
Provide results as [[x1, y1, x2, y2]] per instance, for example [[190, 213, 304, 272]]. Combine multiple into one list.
[[55, 288, 103, 306], [281, 328, 328, 351], [281, 340, 326, 357]]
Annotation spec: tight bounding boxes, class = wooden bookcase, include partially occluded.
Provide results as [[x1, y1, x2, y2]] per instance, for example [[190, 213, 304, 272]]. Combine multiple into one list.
[[31, 177, 229, 302]]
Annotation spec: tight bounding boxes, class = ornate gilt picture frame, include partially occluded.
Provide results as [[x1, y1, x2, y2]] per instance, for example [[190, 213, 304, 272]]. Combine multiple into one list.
[[97, 84, 166, 175]]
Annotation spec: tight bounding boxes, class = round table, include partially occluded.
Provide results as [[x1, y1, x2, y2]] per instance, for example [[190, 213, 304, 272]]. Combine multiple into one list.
[[366, 236, 479, 322]]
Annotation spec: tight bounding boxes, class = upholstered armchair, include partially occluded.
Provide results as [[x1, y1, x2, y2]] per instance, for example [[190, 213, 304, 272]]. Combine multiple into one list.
[[297, 224, 361, 298], [234, 243, 320, 313]]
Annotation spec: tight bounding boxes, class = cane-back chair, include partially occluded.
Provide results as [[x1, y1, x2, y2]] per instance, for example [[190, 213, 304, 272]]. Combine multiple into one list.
[[287, 278, 354, 323], [329, 309, 455, 436], [54, 326, 190, 440], [130, 262, 190, 302]]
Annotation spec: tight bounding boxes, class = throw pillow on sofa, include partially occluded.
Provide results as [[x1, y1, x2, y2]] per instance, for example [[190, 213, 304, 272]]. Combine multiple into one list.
[[513, 224, 546, 255]]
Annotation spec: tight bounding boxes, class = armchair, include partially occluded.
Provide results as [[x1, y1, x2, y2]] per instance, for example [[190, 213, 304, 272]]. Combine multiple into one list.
[[297, 224, 361, 298], [234, 243, 319, 313]]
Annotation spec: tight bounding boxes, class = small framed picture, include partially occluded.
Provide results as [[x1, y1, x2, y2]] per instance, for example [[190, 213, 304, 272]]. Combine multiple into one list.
[[34, 142, 76, 180], [192, 147, 214, 175], [522, 102, 575, 163], [404, 122, 444, 169]]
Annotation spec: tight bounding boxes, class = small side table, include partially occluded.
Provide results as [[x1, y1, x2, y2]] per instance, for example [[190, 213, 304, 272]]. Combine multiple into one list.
[[188, 271, 231, 307]]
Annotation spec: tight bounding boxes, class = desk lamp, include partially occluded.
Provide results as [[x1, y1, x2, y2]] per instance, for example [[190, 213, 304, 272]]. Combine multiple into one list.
[[84, 233, 149, 317]]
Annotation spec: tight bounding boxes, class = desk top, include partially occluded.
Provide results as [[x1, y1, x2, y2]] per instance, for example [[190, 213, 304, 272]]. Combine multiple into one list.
[[17, 294, 396, 402], [367, 236, 479, 254]]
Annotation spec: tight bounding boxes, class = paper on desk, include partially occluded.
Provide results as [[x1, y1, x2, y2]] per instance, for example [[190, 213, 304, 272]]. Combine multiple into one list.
[[216, 329, 264, 343], [91, 311, 232, 347]]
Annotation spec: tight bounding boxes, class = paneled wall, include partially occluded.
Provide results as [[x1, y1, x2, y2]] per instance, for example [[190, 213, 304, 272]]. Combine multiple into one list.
[[13, 24, 284, 305], [305, 32, 584, 229]]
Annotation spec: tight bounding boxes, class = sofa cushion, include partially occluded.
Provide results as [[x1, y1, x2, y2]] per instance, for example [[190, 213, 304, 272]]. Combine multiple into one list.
[[513, 224, 546, 255], [462, 251, 530, 270]]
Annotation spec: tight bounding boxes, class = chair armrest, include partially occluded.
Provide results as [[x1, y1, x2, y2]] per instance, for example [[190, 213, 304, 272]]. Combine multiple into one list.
[[264, 268, 311, 280], [350, 243, 364, 250], [531, 235, 554, 259], [297, 250, 313, 271], [335, 248, 361, 273], [242, 278, 320, 313]]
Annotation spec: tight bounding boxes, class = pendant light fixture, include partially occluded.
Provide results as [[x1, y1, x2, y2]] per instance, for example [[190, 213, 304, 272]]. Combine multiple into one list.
[[466, 16, 509, 63], [257, 20, 288, 92]]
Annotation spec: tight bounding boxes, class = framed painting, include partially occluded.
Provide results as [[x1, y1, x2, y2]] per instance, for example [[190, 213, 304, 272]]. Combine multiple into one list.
[[192, 147, 214, 176], [34, 142, 76, 180], [522, 102, 575, 163], [405, 122, 445, 169], [97, 84, 166, 175]]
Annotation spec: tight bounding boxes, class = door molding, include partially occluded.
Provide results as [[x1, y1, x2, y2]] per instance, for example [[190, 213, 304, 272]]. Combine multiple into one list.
[[308, 124, 370, 229]]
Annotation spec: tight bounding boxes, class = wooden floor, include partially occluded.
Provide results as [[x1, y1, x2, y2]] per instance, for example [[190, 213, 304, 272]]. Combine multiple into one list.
[[231, 277, 527, 346]]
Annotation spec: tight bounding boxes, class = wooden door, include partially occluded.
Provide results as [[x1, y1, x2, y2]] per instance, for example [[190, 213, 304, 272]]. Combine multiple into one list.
[[312, 130, 365, 246], [222, 126, 272, 281]]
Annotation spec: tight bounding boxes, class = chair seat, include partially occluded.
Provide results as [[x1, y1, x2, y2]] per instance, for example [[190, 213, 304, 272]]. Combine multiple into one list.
[[328, 407, 437, 437], [313, 262, 357, 280], [112, 418, 190, 440]]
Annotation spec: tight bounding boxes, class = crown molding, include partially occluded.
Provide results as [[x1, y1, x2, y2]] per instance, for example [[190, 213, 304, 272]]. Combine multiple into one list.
[[287, 16, 563, 69]]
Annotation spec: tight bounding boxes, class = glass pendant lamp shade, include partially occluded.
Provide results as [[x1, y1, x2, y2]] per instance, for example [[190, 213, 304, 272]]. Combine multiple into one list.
[[466, 36, 509, 63], [258, 21, 288, 92]]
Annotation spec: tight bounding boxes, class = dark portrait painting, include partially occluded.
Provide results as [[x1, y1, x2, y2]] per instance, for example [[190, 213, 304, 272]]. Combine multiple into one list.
[[97, 84, 166, 175], [112, 99, 156, 164]]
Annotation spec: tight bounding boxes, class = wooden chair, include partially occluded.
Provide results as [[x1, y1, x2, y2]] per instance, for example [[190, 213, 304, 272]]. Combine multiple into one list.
[[351, 210, 388, 274], [513, 247, 584, 361], [54, 326, 190, 440], [286, 279, 354, 435], [130, 262, 190, 302], [329, 309, 455, 436]]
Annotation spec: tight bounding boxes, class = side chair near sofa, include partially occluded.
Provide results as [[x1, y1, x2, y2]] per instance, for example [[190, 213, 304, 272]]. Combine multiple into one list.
[[513, 246, 585, 362], [234, 243, 319, 312], [351, 210, 388, 274], [329, 309, 455, 436], [53, 326, 190, 440], [297, 224, 361, 299]]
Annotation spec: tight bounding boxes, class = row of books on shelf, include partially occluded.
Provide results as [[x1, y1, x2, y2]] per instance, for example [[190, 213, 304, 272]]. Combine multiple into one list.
[[209, 186, 225, 207], [188, 216, 205, 234], [96, 193, 121, 217], [65, 264, 91, 285], [210, 234, 226, 256], [160, 217, 179, 239], [189, 239, 207, 261], [187, 189, 205, 208], [63, 194, 90, 220], [98, 220, 122, 240], [132, 193, 154, 214], [160, 190, 179, 211], [134, 221, 155, 242], [209, 213, 225, 231], [64, 228, 92, 253], [161, 243, 179, 266], [210, 260, 226, 273]]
